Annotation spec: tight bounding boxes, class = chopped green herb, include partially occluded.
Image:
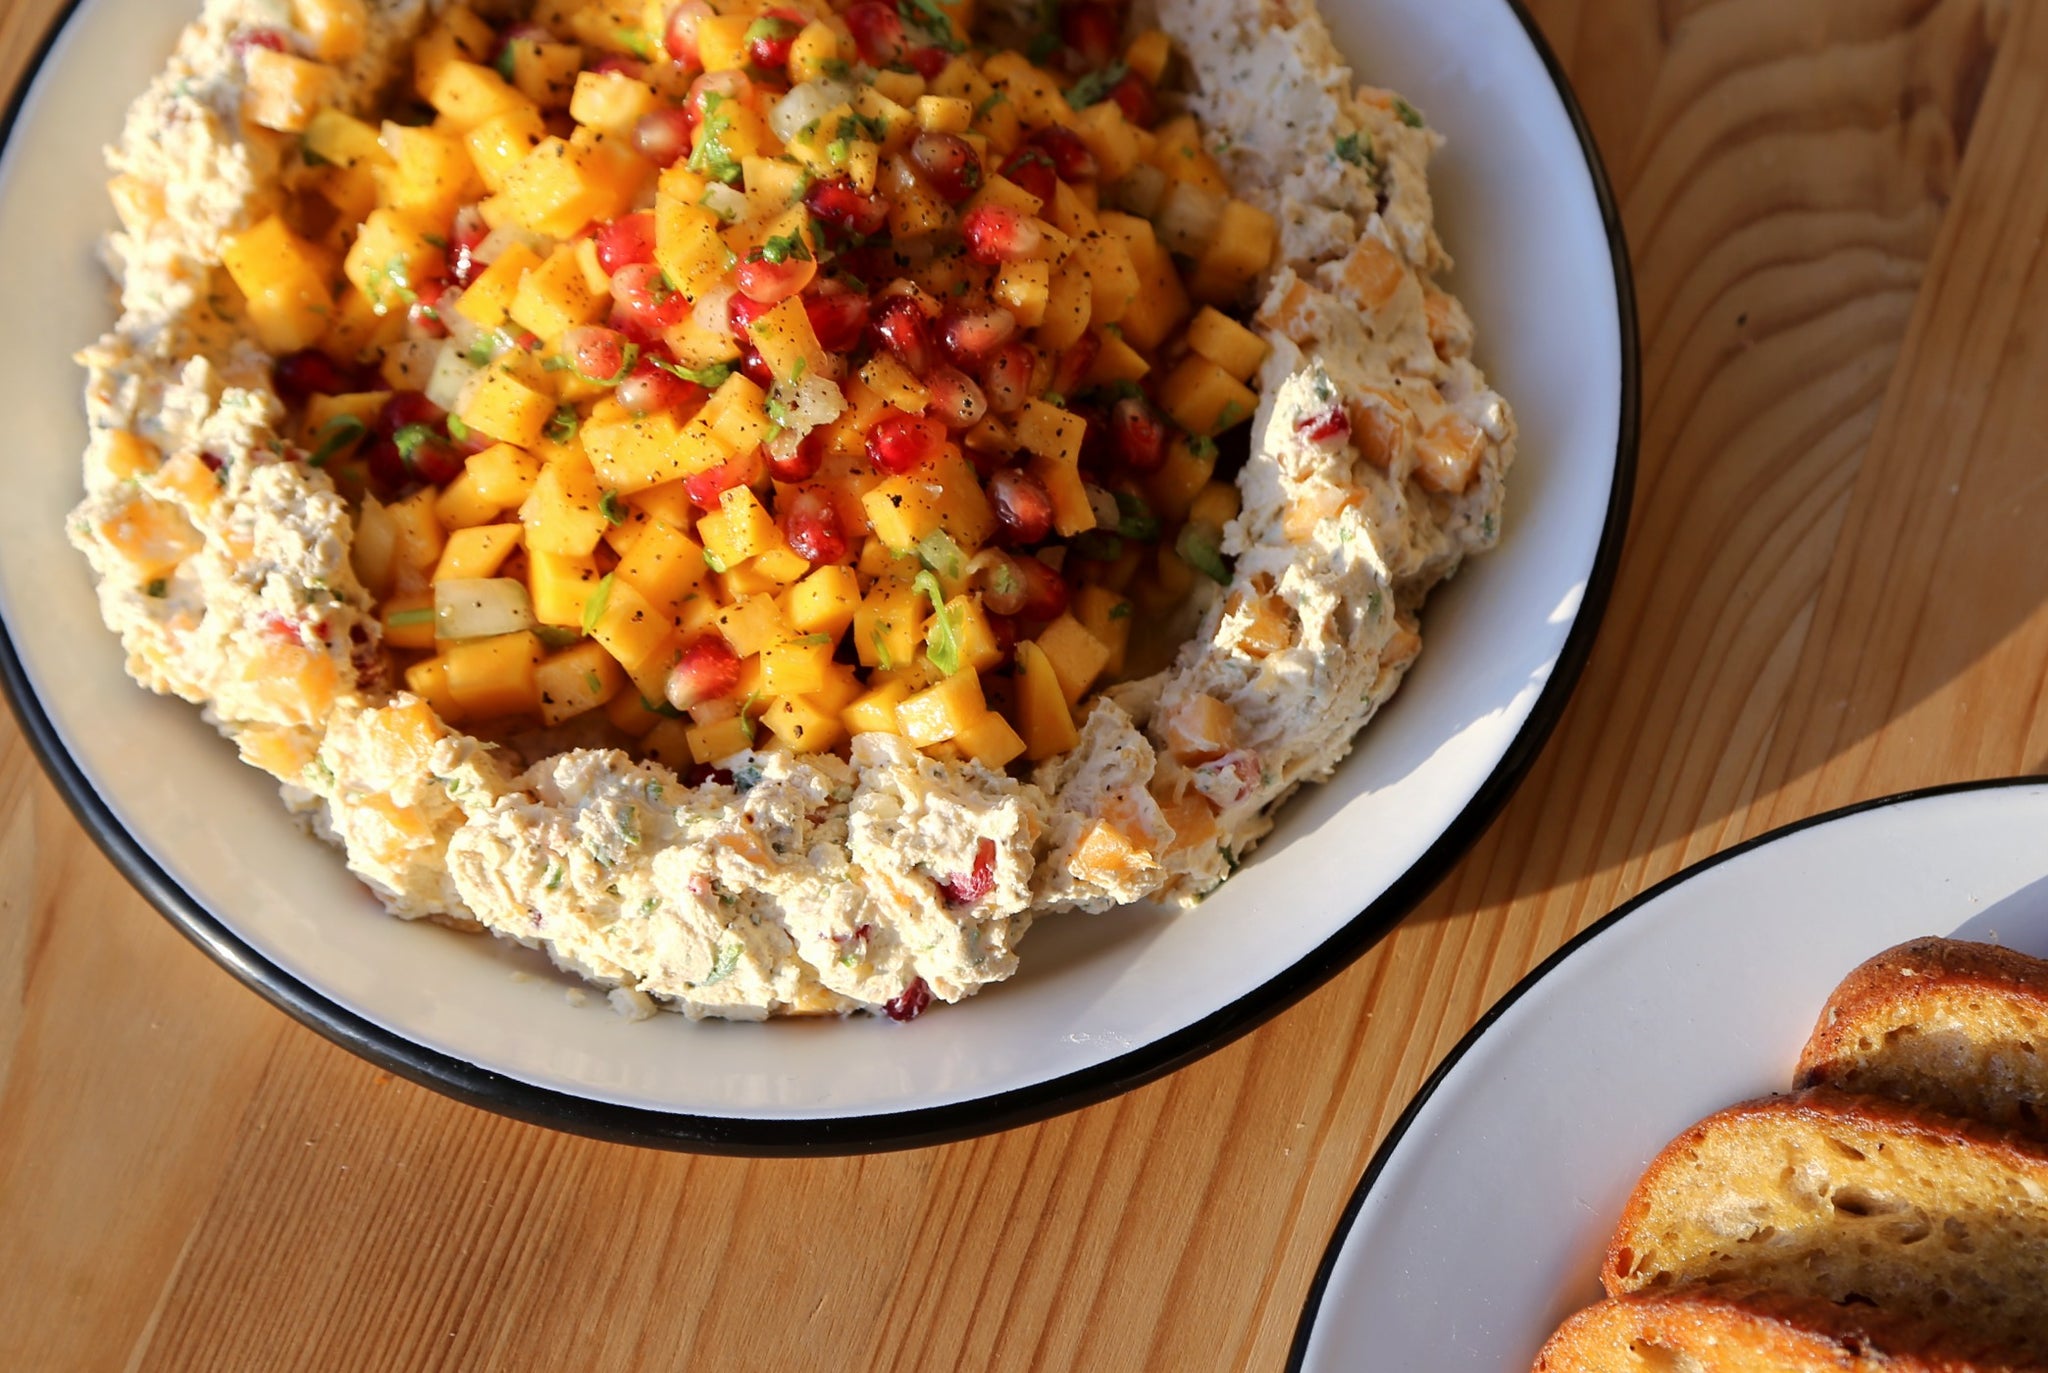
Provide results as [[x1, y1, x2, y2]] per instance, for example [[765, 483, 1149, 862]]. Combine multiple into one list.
[[582, 669, 604, 695], [915, 528, 966, 581], [1189, 435, 1218, 460], [703, 547, 729, 573], [546, 405, 581, 444], [1393, 97, 1424, 128], [913, 570, 962, 676], [582, 573, 614, 636], [1114, 490, 1160, 542], [1176, 520, 1231, 584], [898, 0, 964, 50], [615, 26, 655, 61], [573, 340, 640, 387], [494, 42, 518, 81], [446, 414, 471, 441], [872, 628, 895, 671], [638, 692, 685, 719], [307, 414, 366, 468], [651, 357, 733, 388], [386, 607, 435, 627], [703, 942, 743, 986], [739, 691, 762, 744], [1108, 601, 1132, 620], [144, 578, 167, 598], [757, 231, 813, 265], [1065, 62, 1129, 112], [1215, 401, 1246, 429], [1334, 131, 1371, 167], [545, 862, 565, 891], [599, 488, 626, 526], [820, 57, 852, 80], [392, 423, 435, 463], [973, 89, 1010, 120]]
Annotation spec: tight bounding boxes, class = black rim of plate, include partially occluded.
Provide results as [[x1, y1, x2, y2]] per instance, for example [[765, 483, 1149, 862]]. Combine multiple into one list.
[[0, 0, 1640, 1156], [1284, 775, 2048, 1369]]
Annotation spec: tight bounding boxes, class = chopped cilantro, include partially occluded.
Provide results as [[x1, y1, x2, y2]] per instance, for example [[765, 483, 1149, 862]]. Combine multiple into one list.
[[392, 423, 435, 463], [307, 414, 366, 468], [573, 341, 639, 387], [581, 573, 614, 636], [739, 691, 762, 744], [1114, 490, 1160, 542], [1176, 521, 1231, 584], [1393, 97, 1424, 128], [898, 0, 965, 51], [703, 942, 743, 986], [1065, 62, 1129, 112], [546, 405, 580, 444], [703, 547, 729, 573], [494, 42, 518, 81], [1334, 131, 1371, 167], [1108, 601, 1132, 620], [1215, 401, 1247, 430], [144, 578, 167, 598], [820, 56, 852, 80], [1188, 434, 1219, 460], [599, 489, 626, 525], [651, 357, 732, 388], [615, 26, 655, 61], [913, 570, 962, 676], [756, 231, 812, 265], [545, 861, 565, 891], [973, 89, 1009, 120], [446, 414, 471, 442], [872, 628, 895, 671]]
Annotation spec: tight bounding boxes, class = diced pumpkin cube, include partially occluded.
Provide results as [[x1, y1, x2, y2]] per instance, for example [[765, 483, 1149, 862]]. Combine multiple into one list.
[[896, 670, 986, 748], [714, 594, 789, 658], [387, 486, 446, 573], [843, 680, 909, 735], [527, 549, 603, 625], [1034, 258, 1092, 350], [536, 640, 625, 725], [637, 717, 693, 770], [303, 107, 388, 169], [1014, 640, 1080, 760], [1087, 329, 1150, 387], [1158, 354, 1259, 437], [759, 636, 834, 696], [759, 694, 844, 754], [412, 9, 496, 99], [425, 60, 536, 134], [1413, 414, 1486, 495], [466, 106, 549, 193], [1099, 211, 1189, 349], [583, 408, 702, 494], [352, 496, 399, 597], [100, 429, 160, 481], [457, 365, 554, 448], [1189, 199, 1279, 305], [382, 123, 474, 223], [787, 20, 842, 82], [1029, 451, 1094, 537], [1034, 613, 1112, 706], [569, 69, 657, 136], [656, 197, 731, 301], [955, 709, 1026, 769], [464, 442, 545, 507], [95, 492, 200, 582], [1145, 435, 1218, 523], [587, 576, 673, 670], [432, 522, 523, 582], [453, 241, 543, 328], [628, 479, 699, 530], [747, 296, 827, 383], [519, 457, 610, 556], [853, 578, 925, 669], [243, 49, 339, 133], [699, 371, 772, 452], [510, 243, 609, 339], [614, 518, 709, 610], [403, 655, 465, 723], [1072, 819, 1159, 885], [1186, 306, 1271, 382], [861, 451, 997, 552], [697, 485, 780, 569], [379, 590, 438, 650], [993, 260, 1051, 326], [685, 714, 753, 764], [501, 137, 609, 236], [604, 686, 669, 738], [805, 661, 864, 715], [508, 38, 585, 109], [947, 594, 1004, 673], [858, 350, 930, 413], [293, 0, 368, 61], [345, 208, 447, 318], [443, 629, 543, 718], [1075, 584, 1133, 676], [220, 215, 334, 353], [784, 565, 860, 640]]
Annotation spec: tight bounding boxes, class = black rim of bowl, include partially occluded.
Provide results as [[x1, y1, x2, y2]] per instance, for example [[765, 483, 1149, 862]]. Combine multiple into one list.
[[1283, 775, 2048, 1368], [0, 0, 1641, 1156]]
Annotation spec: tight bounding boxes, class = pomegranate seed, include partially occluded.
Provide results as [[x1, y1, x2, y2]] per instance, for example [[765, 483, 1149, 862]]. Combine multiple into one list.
[[684, 448, 764, 509], [909, 132, 983, 202], [961, 203, 1042, 264], [981, 342, 1036, 414], [1028, 125, 1098, 182], [986, 611, 1019, 660], [665, 0, 715, 67], [563, 324, 635, 384], [665, 635, 742, 710], [1015, 555, 1071, 620], [939, 305, 1017, 369], [734, 246, 816, 304], [926, 366, 987, 429], [939, 838, 997, 906], [1296, 406, 1351, 444], [231, 27, 289, 60], [407, 434, 465, 486], [272, 349, 357, 406], [407, 278, 451, 339], [618, 357, 702, 416], [997, 148, 1057, 204], [364, 438, 407, 497], [745, 10, 805, 68], [884, 977, 933, 1021], [727, 290, 776, 342], [449, 206, 489, 287], [767, 428, 828, 482], [738, 348, 774, 387], [374, 391, 444, 437], [1059, 2, 1120, 69], [989, 468, 1056, 545], [867, 414, 945, 473], [610, 262, 689, 336], [632, 107, 694, 167], [804, 178, 889, 239], [972, 552, 1030, 615], [1109, 72, 1156, 126], [803, 281, 870, 354], [869, 296, 936, 376], [1111, 396, 1169, 472], [594, 212, 657, 274], [844, 1, 907, 66], [907, 46, 949, 78], [780, 487, 848, 564]]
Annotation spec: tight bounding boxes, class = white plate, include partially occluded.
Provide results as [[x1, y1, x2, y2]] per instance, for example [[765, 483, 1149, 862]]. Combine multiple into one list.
[[1290, 779, 2048, 1369], [0, 0, 1633, 1151]]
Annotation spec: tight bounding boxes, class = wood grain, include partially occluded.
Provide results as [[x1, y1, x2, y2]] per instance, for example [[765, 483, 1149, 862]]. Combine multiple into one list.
[[3, 0, 2044, 1367]]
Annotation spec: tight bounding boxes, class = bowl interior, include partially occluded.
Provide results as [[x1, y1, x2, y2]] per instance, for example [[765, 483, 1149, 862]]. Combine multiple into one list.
[[0, 0, 1623, 1136]]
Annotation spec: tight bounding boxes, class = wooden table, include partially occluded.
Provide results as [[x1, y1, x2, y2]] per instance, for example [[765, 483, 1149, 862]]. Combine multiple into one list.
[[4, 0, 2042, 1366]]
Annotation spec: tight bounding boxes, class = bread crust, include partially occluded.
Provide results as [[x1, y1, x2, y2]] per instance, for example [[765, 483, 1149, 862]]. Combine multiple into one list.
[[1534, 1287, 2046, 1372]]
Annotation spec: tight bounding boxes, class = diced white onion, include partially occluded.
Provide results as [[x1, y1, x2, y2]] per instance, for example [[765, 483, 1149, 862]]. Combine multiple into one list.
[[1154, 181, 1226, 256], [437, 286, 486, 354], [475, 223, 555, 266], [769, 79, 857, 144], [425, 343, 484, 412], [434, 578, 537, 641], [700, 181, 748, 224], [692, 282, 737, 335]]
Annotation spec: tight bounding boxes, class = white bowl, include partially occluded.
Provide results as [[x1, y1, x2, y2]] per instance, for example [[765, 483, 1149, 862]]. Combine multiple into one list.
[[0, 0, 1634, 1152], [1289, 779, 2048, 1370]]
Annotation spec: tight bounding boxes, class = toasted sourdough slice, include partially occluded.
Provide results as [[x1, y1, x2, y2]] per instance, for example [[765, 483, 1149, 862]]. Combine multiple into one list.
[[1601, 1090, 2048, 1361], [1534, 1287, 2047, 1372], [1797, 938, 2048, 1135]]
